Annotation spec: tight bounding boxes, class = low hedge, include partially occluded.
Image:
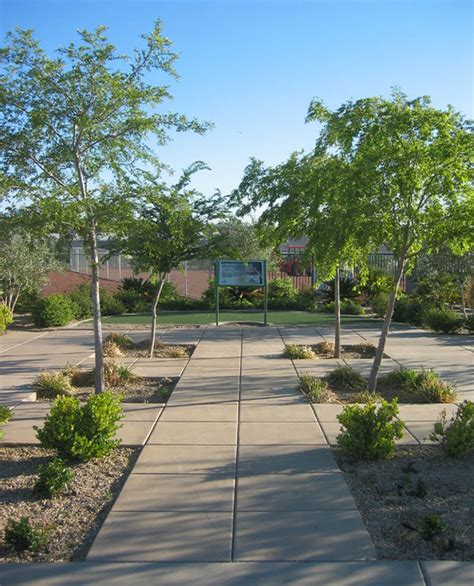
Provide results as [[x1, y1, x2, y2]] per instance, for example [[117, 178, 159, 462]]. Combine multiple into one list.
[[32, 295, 74, 328], [0, 304, 13, 332]]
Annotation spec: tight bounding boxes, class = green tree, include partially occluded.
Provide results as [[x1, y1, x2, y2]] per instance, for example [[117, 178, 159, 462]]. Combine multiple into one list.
[[116, 168, 220, 357], [307, 90, 473, 391], [0, 23, 209, 392], [0, 218, 61, 312]]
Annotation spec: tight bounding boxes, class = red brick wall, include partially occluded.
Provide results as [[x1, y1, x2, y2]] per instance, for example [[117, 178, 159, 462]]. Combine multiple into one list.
[[42, 271, 121, 296]]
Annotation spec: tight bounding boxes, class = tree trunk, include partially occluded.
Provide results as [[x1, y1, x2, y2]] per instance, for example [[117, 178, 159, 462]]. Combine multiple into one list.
[[149, 277, 165, 358], [458, 277, 468, 319], [334, 266, 341, 358], [88, 224, 104, 394], [368, 255, 407, 393]]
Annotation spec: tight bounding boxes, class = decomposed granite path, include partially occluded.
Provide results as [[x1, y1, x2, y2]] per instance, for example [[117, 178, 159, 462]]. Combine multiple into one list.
[[0, 324, 473, 584]]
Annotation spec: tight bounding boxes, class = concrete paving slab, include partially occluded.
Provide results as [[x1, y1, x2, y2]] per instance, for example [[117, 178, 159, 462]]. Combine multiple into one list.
[[239, 422, 326, 445], [0, 416, 40, 444], [159, 403, 238, 422], [113, 473, 235, 512], [396, 403, 459, 421], [121, 404, 163, 422], [238, 445, 339, 475], [240, 394, 307, 406], [0, 561, 428, 586], [237, 472, 357, 511], [421, 561, 474, 586], [403, 421, 437, 444], [87, 511, 233, 562], [318, 421, 418, 446], [148, 421, 237, 444], [234, 510, 376, 561], [240, 403, 316, 422], [312, 404, 345, 422], [117, 421, 155, 446], [134, 444, 236, 475]]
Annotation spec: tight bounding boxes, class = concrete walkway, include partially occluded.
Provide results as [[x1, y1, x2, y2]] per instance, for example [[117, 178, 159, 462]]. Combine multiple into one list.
[[0, 324, 473, 584]]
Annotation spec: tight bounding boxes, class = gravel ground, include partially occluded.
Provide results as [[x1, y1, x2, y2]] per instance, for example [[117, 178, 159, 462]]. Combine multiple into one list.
[[0, 446, 139, 562], [334, 446, 474, 560], [120, 341, 195, 359], [67, 376, 178, 403]]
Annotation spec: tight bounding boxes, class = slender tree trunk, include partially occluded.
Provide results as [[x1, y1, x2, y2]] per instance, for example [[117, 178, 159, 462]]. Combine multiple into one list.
[[11, 289, 21, 314], [458, 278, 468, 319], [368, 255, 407, 393], [88, 223, 104, 393], [334, 265, 341, 358], [149, 277, 165, 358]]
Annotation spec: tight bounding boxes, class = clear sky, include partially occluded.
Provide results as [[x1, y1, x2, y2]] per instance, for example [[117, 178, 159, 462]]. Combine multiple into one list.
[[1, 0, 473, 197]]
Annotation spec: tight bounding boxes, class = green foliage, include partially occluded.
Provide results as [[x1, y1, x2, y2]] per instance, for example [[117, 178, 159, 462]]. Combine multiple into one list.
[[0, 303, 13, 332], [34, 371, 75, 399], [392, 295, 432, 326], [268, 278, 297, 300], [326, 366, 367, 391], [430, 401, 474, 456], [4, 517, 48, 553], [0, 405, 12, 439], [104, 333, 134, 349], [322, 299, 364, 315], [417, 514, 446, 542], [322, 276, 359, 301], [299, 373, 330, 402], [103, 361, 136, 387], [284, 344, 316, 359], [465, 314, 474, 333], [33, 458, 73, 498], [361, 268, 394, 298], [100, 291, 126, 316], [370, 293, 389, 318], [416, 273, 459, 306], [67, 284, 93, 320], [35, 393, 124, 461], [32, 295, 74, 327], [120, 277, 155, 300], [337, 399, 404, 460], [383, 368, 457, 403], [114, 289, 149, 313], [422, 307, 464, 334]]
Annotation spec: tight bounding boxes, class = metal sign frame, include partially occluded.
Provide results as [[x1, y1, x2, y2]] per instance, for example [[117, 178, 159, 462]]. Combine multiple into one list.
[[215, 259, 268, 326]]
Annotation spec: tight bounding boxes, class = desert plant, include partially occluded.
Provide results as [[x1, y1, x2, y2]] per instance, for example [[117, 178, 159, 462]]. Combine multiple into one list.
[[32, 295, 74, 327], [164, 345, 189, 358], [422, 307, 463, 334], [34, 371, 75, 399], [284, 344, 316, 360], [314, 340, 335, 356], [326, 366, 367, 391], [0, 303, 13, 332], [417, 514, 446, 542], [103, 361, 136, 387], [337, 399, 404, 460], [4, 517, 48, 553], [383, 368, 457, 403], [33, 458, 73, 498], [102, 340, 123, 359], [0, 405, 12, 439], [299, 373, 330, 402], [104, 333, 134, 348], [430, 401, 474, 456], [35, 393, 124, 461]]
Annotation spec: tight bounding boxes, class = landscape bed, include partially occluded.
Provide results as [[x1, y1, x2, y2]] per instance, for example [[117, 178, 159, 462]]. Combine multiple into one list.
[[334, 445, 474, 561], [0, 446, 139, 562]]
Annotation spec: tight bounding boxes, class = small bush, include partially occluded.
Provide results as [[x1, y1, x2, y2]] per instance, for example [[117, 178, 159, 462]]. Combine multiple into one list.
[[100, 292, 126, 316], [4, 517, 48, 553], [104, 361, 136, 387], [0, 303, 13, 332], [361, 268, 394, 298], [322, 299, 364, 315], [465, 314, 474, 333], [422, 307, 463, 334], [337, 399, 404, 460], [0, 405, 12, 439], [34, 458, 73, 498], [299, 373, 330, 402], [120, 277, 155, 300], [35, 392, 124, 461], [430, 401, 474, 456], [326, 366, 367, 391], [32, 295, 74, 327], [370, 293, 389, 318], [67, 284, 93, 320], [104, 333, 134, 348], [34, 371, 75, 399], [383, 368, 457, 403], [268, 278, 297, 301], [314, 340, 335, 356], [114, 289, 149, 313], [284, 344, 316, 359], [322, 276, 359, 302], [417, 514, 446, 542], [102, 340, 123, 359], [164, 346, 189, 358]]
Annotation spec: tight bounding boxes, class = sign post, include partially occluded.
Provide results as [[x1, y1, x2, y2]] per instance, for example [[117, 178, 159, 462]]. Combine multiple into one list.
[[215, 259, 267, 326]]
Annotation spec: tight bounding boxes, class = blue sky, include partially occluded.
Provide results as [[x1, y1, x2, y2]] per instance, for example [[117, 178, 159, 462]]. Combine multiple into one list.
[[1, 0, 473, 197]]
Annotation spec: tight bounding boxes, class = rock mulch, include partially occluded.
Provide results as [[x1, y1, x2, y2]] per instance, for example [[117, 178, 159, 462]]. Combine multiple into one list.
[[0, 446, 139, 562], [334, 446, 474, 561]]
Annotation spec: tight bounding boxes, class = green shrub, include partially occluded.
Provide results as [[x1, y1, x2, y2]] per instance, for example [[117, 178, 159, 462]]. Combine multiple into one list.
[[341, 299, 364, 315], [326, 366, 367, 391], [103, 361, 136, 387], [361, 268, 394, 298], [322, 276, 359, 301], [370, 293, 389, 318], [35, 393, 124, 461], [114, 289, 149, 313], [100, 292, 126, 316], [34, 371, 75, 399], [34, 458, 73, 498], [430, 401, 474, 456], [416, 273, 458, 306], [299, 373, 330, 402], [67, 284, 93, 320], [0, 405, 12, 439], [14, 289, 41, 313], [422, 307, 463, 334], [465, 314, 474, 333], [417, 514, 446, 542], [120, 277, 155, 300], [337, 399, 404, 460], [4, 517, 48, 553], [0, 303, 13, 332], [32, 295, 74, 327], [284, 344, 316, 359], [383, 368, 457, 403], [392, 295, 432, 326], [159, 296, 207, 310], [268, 278, 297, 300]]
